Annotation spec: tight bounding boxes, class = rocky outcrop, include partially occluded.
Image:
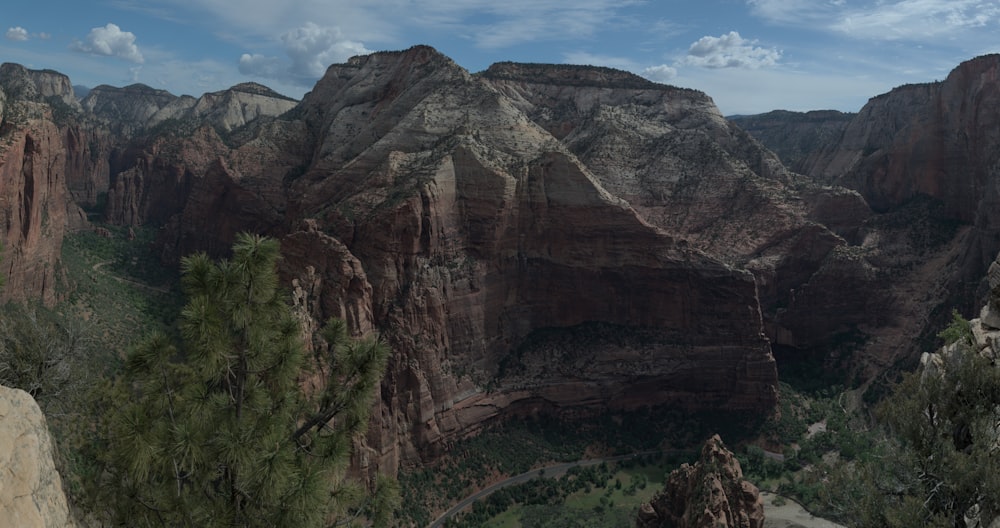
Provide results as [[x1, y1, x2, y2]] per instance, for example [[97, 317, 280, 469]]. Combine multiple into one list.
[[637, 434, 764, 528], [0, 385, 76, 528], [0, 63, 80, 112], [480, 60, 874, 363]]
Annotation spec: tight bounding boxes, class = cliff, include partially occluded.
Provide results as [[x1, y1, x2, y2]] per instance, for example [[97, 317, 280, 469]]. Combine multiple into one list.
[[637, 434, 764, 528], [293, 47, 780, 468], [771, 53, 1000, 370], [0, 385, 77, 528], [728, 110, 855, 173], [0, 65, 84, 304]]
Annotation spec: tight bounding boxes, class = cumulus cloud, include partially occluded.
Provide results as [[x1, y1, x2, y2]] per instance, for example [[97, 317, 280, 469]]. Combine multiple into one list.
[[238, 54, 285, 78], [72, 23, 144, 64], [239, 23, 369, 86], [281, 23, 369, 80], [643, 64, 678, 82], [6, 26, 29, 41], [684, 31, 780, 69]]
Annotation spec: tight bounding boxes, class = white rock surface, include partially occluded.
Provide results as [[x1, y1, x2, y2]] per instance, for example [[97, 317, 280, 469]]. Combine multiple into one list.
[[0, 385, 76, 528]]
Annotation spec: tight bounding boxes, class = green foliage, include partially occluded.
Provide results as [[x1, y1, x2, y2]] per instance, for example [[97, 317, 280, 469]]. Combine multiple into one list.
[[97, 233, 393, 527], [874, 349, 1000, 526], [938, 309, 973, 346], [0, 303, 91, 405]]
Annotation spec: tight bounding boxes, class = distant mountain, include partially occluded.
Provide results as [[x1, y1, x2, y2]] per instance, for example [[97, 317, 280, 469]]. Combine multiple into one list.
[[728, 109, 855, 173], [72, 84, 90, 99]]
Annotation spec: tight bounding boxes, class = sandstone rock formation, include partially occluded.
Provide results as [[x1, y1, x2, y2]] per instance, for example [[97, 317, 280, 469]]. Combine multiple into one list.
[[637, 434, 764, 528], [0, 65, 81, 304], [0, 384, 76, 528], [267, 47, 778, 470], [738, 53, 1000, 372], [82, 81, 298, 136]]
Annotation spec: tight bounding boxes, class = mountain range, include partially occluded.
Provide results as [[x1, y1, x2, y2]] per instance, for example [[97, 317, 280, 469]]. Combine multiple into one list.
[[3, 47, 1000, 477]]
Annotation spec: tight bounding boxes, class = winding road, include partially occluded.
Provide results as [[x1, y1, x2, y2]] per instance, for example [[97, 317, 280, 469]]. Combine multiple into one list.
[[427, 450, 664, 528]]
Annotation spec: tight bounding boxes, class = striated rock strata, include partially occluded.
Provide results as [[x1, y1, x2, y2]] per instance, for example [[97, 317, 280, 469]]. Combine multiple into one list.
[[0, 64, 83, 304], [637, 434, 764, 528], [110, 46, 779, 473], [0, 384, 76, 528]]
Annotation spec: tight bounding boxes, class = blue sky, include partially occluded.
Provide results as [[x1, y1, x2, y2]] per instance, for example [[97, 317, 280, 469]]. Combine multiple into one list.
[[3, 0, 999, 115]]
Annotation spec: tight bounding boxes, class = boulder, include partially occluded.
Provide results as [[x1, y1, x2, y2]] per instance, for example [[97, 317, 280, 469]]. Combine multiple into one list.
[[0, 385, 76, 528]]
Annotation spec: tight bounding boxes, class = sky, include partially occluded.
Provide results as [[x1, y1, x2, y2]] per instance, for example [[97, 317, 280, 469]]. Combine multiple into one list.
[[2, 0, 999, 115]]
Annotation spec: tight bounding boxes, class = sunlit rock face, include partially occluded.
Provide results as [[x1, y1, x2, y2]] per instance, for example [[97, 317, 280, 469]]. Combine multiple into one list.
[[0, 385, 77, 528]]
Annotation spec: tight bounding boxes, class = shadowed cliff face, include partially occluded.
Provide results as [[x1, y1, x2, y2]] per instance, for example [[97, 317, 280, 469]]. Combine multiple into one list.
[[281, 47, 779, 470], [768, 54, 1000, 371]]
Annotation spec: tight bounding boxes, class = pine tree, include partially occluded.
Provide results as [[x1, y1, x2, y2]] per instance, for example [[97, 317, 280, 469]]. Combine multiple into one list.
[[100, 233, 394, 527]]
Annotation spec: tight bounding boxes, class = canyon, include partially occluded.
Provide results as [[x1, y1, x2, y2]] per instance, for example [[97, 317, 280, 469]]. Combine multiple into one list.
[[3, 48, 1000, 479]]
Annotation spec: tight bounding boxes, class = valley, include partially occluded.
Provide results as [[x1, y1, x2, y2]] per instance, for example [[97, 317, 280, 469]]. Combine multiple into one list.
[[3, 47, 1000, 527]]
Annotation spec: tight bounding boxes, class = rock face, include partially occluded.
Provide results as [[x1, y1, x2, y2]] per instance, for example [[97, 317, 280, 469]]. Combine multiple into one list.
[[0, 65, 82, 305], [0, 385, 76, 528], [82, 81, 298, 136], [749, 53, 1000, 371], [637, 434, 764, 528], [728, 110, 855, 174], [268, 47, 778, 469]]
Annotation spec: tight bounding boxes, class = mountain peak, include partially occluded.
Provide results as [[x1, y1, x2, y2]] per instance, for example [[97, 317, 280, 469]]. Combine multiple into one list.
[[481, 61, 665, 90]]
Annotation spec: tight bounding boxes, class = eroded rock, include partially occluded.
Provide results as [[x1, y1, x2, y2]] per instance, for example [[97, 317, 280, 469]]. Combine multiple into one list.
[[638, 434, 764, 528], [0, 385, 76, 528]]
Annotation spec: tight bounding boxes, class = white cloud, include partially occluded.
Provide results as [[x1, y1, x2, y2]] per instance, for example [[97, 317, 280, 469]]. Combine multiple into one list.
[[643, 64, 678, 82], [748, 0, 1000, 42], [281, 23, 369, 80], [746, 0, 845, 25], [238, 54, 284, 78], [239, 23, 369, 86], [685, 31, 781, 69], [71, 23, 144, 64], [832, 0, 1000, 40], [6, 27, 29, 41]]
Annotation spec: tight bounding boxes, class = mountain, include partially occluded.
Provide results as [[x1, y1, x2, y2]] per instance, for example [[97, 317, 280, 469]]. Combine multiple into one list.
[[4, 47, 1000, 477], [728, 110, 855, 173], [738, 54, 1000, 372]]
